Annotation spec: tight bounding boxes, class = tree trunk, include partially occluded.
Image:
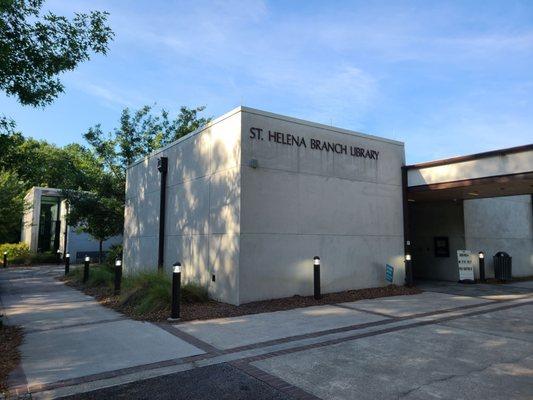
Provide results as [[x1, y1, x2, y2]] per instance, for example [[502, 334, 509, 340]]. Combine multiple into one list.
[[99, 240, 103, 264]]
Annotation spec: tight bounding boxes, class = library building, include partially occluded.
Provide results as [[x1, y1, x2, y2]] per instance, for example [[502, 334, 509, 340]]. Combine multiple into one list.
[[123, 106, 533, 305]]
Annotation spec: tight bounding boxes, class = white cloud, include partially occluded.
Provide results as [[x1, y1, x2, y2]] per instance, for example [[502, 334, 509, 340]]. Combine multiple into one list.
[[31, 1, 533, 161]]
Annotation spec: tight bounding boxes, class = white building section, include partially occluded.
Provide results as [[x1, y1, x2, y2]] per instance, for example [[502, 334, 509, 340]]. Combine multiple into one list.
[[21, 187, 122, 262], [124, 107, 406, 305]]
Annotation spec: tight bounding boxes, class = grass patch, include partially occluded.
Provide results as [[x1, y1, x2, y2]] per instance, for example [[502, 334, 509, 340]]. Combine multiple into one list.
[[119, 272, 209, 315], [67, 264, 115, 289], [64, 267, 209, 317]]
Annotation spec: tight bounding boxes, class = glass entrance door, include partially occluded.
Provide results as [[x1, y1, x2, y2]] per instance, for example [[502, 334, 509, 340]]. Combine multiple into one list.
[[37, 196, 61, 253]]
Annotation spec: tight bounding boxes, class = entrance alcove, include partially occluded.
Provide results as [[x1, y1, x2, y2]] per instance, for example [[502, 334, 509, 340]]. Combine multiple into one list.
[[405, 144, 533, 282]]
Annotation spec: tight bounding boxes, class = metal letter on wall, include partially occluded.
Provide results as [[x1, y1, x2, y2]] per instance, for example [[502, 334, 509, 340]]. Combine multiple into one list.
[[157, 157, 168, 271]]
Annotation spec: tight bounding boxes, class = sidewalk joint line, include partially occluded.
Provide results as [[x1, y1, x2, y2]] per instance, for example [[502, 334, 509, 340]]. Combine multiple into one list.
[[24, 316, 127, 334], [25, 297, 533, 396]]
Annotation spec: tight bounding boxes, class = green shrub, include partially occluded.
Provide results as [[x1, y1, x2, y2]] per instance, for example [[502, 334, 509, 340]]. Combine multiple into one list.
[[66, 266, 209, 315], [105, 244, 123, 267], [67, 264, 114, 288], [181, 283, 209, 303], [67, 265, 83, 281], [0, 243, 31, 261], [0, 243, 61, 265], [88, 265, 114, 287], [119, 272, 209, 315], [28, 252, 57, 264], [120, 272, 171, 313]]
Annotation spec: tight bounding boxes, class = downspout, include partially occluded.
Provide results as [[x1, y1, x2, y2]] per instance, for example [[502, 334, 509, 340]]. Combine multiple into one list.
[[157, 157, 168, 271]]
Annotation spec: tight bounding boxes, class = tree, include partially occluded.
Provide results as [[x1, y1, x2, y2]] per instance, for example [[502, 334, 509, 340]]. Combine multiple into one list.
[[0, 170, 25, 243], [0, 132, 109, 244], [63, 105, 211, 255], [63, 190, 123, 263], [84, 105, 211, 183], [0, 133, 104, 191], [0, 0, 114, 107]]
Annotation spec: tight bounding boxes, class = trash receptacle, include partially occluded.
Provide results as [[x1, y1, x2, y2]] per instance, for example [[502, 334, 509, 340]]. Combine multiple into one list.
[[493, 251, 512, 281]]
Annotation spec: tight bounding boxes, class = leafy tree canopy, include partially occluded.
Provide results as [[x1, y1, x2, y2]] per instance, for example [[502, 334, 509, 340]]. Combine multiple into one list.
[[0, 133, 105, 191], [0, 105, 210, 251], [0, 0, 113, 107], [61, 105, 211, 254], [0, 132, 108, 243], [63, 189, 123, 261], [84, 105, 211, 184], [0, 170, 25, 243]]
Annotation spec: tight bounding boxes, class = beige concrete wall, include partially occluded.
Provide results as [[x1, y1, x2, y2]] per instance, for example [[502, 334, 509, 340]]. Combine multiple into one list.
[[123, 109, 242, 305], [124, 107, 405, 305], [238, 108, 405, 304], [465, 195, 533, 278], [20, 187, 38, 251]]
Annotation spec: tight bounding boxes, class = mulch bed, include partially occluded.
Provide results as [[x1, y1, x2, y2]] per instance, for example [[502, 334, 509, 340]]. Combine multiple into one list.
[[0, 324, 24, 395], [483, 276, 533, 285], [60, 277, 422, 322]]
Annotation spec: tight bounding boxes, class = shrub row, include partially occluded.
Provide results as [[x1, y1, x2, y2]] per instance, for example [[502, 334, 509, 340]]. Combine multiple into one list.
[[0, 243, 57, 265], [67, 265, 209, 314]]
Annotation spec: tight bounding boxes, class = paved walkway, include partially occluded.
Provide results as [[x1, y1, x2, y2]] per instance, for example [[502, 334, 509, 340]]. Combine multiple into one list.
[[0, 266, 204, 397], [1, 266, 533, 399]]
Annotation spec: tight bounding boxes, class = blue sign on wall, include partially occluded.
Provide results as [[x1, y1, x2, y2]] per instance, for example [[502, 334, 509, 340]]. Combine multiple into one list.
[[386, 264, 394, 283]]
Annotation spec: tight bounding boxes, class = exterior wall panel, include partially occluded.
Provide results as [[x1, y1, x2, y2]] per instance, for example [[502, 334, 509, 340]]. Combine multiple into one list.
[[124, 107, 405, 305], [239, 109, 405, 304], [464, 195, 533, 278], [123, 110, 242, 304]]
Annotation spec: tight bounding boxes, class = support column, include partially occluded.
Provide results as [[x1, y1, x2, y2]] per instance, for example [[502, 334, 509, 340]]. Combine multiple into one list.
[[401, 166, 413, 286]]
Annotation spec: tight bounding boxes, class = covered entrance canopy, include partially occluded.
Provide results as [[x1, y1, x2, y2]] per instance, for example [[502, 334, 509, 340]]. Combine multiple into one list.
[[406, 144, 533, 202], [403, 144, 533, 282]]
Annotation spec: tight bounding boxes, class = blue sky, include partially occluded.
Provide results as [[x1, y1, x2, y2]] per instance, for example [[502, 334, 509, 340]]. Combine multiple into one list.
[[1, 0, 532, 163]]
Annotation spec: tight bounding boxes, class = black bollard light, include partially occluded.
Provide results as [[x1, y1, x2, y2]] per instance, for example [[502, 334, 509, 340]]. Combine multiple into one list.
[[478, 251, 485, 282], [405, 253, 413, 287], [64, 253, 70, 276], [114, 259, 122, 295], [168, 262, 181, 321], [313, 256, 321, 300], [56, 249, 62, 265], [3, 251, 7, 268], [83, 255, 90, 283]]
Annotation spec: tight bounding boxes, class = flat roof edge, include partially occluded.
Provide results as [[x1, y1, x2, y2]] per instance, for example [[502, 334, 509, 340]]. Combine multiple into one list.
[[406, 143, 533, 170], [240, 106, 404, 146], [127, 106, 244, 169], [127, 106, 405, 169]]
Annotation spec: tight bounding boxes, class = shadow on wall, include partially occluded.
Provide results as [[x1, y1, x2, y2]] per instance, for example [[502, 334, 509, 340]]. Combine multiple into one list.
[[124, 119, 241, 303]]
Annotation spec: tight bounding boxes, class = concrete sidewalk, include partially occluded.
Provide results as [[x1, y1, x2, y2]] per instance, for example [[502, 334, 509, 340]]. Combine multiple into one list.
[[2, 266, 533, 400], [0, 266, 204, 395]]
